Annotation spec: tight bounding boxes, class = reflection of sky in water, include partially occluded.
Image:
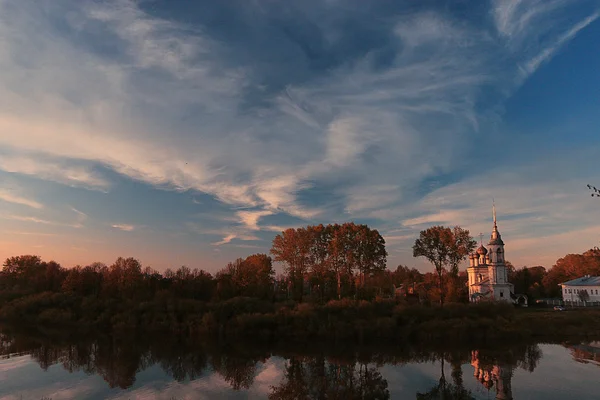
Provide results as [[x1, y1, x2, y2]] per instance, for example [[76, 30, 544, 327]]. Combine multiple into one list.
[[1, 345, 599, 399]]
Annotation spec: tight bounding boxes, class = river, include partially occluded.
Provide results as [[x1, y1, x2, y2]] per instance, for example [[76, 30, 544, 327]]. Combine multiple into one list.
[[1, 329, 599, 399]]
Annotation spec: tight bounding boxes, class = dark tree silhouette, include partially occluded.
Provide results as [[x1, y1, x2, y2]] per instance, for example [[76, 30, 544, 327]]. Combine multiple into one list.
[[413, 226, 476, 306]]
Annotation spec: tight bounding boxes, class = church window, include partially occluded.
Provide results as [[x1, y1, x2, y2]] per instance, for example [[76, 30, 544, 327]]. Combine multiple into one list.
[[569, 289, 572, 294], [500, 291, 504, 298]]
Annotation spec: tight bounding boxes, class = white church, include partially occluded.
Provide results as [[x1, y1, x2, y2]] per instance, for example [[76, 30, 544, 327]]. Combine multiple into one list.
[[467, 207, 527, 306]]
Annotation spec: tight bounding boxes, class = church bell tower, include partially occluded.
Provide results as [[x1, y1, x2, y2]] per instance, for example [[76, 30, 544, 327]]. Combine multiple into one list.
[[487, 203, 513, 301]]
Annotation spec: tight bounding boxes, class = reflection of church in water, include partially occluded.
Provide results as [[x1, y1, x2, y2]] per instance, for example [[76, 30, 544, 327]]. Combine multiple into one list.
[[471, 350, 513, 400]]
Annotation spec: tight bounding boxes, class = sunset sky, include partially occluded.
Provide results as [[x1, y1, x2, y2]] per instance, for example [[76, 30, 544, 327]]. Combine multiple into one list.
[[0, 0, 599, 273]]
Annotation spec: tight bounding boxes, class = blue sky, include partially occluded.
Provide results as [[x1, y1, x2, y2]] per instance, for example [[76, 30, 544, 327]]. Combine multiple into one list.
[[0, 0, 599, 273]]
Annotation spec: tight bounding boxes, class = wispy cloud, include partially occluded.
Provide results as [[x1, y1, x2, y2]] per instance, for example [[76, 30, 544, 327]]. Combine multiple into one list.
[[402, 211, 464, 227], [212, 234, 236, 246], [0, 1, 596, 270], [212, 233, 261, 246], [111, 224, 135, 232], [70, 207, 88, 228], [236, 210, 273, 231], [6, 231, 59, 236], [0, 189, 43, 209], [524, 12, 599, 75], [1, 215, 53, 224], [0, 155, 110, 191], [491, 0, 599, 77]]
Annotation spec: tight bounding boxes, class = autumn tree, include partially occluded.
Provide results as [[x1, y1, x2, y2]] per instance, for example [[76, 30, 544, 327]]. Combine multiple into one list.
[[271, 228, 313, 302], [326, 222, 387, 299], [272, 223, 387, 301], [217, 254, 274, 300], [243, 253, 275, 299], [413, 226, 476, 306], [170, 266, 215, 300], [62, 262, 106, 297], [1, 255, 66, 293], [103, 257, 143, 299], [542, 249, 600, 297], [328, 223, 353, 299], [448, 227, 477, 277], [351, 223, 388, 288], [307, 224, 335, 301]]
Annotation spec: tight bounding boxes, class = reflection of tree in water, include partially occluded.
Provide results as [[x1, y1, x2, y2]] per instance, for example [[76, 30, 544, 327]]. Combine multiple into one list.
[[211, 351, 260, 390], [93, 339, 144, 389], [0, 328, 544, 397], [152, 339, 208, 382], [269, 356, 390, 399], [416, 352, 474, 400], [59, 342, 97, 375]]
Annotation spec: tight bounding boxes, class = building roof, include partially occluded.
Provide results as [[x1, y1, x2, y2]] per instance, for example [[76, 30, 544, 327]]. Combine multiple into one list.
[[560, 276, 600, 287], [476, 245, 488, 255]]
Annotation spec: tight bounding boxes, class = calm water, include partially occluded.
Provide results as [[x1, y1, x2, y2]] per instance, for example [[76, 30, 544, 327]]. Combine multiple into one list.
[[1, 330, 599, 400]]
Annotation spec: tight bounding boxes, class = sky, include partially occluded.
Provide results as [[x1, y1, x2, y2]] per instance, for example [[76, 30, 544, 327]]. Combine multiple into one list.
[[0, 0, 599, 274]]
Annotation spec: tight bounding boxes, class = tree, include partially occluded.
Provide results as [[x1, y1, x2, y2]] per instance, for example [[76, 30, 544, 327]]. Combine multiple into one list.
[[543, 250, 600, 297], [350, 224, 387, 289], [307, 224, 333, 302], [510, 266, 546, 299], [328, 223, 352, 299], [271, 228, 313, 302], [104, 257, 143, 299], [62, 263, 106, 297], [1, 255, 66, 293], [217, 254, 275, 300], [391, 265, 423, 286], [448, 227, 477, 277], [413, 226, 475, 306], [578, 289, 590, 303], [243, 253, 275, 299]]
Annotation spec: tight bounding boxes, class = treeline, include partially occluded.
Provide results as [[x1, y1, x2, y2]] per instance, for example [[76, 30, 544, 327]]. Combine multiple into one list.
[[1, 221, 600, 338], [507, 248, 600, 299], [271, 223, 387, 301]]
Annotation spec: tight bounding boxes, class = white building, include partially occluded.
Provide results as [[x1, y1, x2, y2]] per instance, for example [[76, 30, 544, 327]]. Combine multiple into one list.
[[467, 206, 527, 305], [560, 276, 600, 303]]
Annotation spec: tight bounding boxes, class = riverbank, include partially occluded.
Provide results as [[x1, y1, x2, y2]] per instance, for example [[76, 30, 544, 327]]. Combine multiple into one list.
[[2, 293, 600, 344]]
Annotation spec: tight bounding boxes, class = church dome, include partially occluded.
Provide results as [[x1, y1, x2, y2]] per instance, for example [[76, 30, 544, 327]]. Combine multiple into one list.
[[476, 245, 488, 255]]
